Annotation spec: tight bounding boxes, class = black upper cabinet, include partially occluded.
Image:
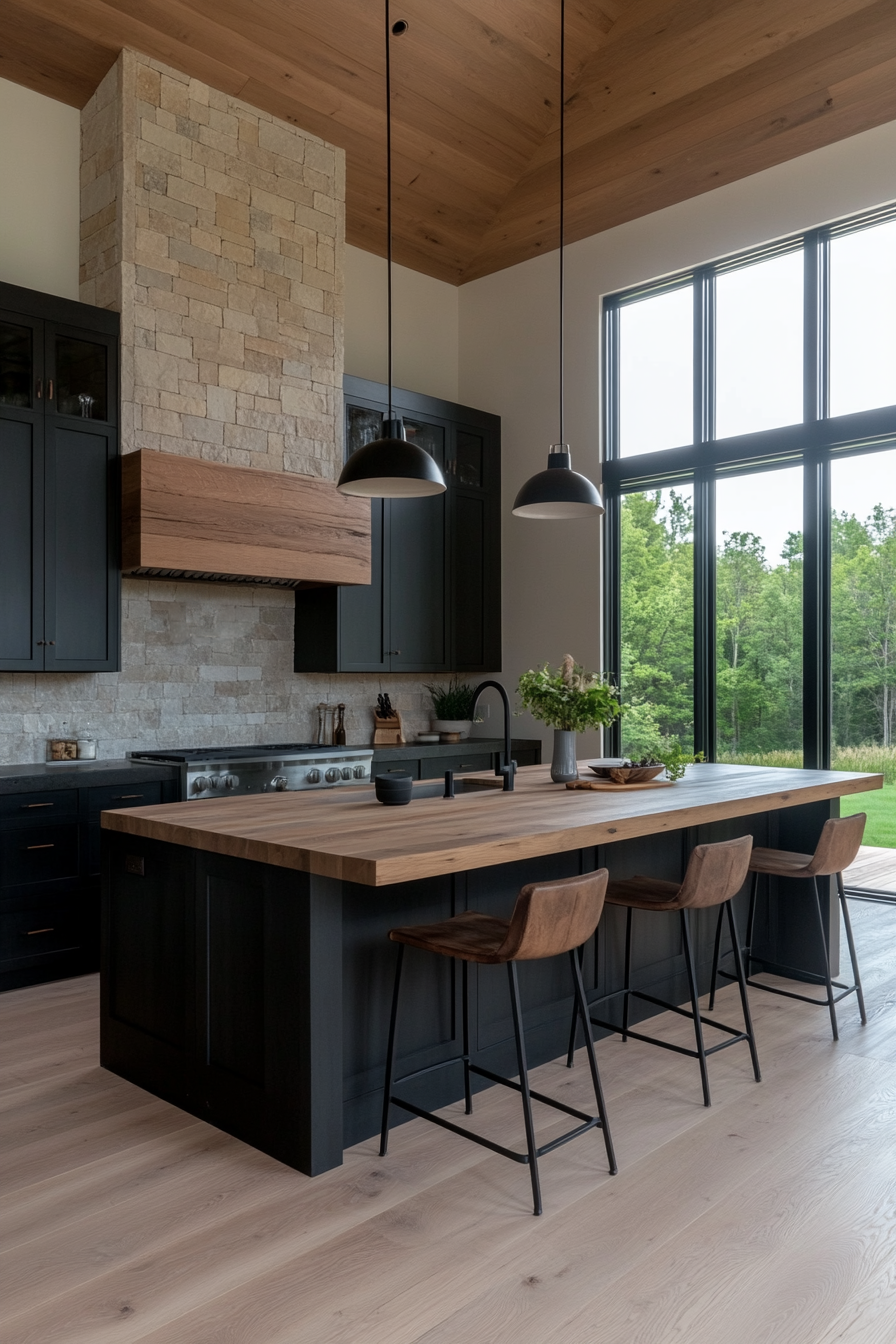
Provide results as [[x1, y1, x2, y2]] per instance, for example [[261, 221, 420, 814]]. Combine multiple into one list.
[[0, 282, 120, 673], [294, 378, 500, 674]]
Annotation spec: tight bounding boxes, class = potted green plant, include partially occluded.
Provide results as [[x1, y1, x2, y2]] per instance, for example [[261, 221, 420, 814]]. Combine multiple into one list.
[[424, 678, 478, 738], [518, 655, 621, 782]]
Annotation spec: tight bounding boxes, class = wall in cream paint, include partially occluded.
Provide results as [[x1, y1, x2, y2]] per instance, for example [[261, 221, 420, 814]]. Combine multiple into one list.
[[344, 244, 459, 403], [0, 77, 80, 299], [458, 119, 896, 756]]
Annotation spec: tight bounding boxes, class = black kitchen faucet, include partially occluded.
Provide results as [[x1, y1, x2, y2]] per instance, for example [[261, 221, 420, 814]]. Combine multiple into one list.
[[470, 680, 517, 791]]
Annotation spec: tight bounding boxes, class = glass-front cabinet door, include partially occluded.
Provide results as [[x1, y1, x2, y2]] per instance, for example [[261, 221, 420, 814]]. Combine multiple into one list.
[[53, 334, 109, 421], [0, 317, 40, 409]]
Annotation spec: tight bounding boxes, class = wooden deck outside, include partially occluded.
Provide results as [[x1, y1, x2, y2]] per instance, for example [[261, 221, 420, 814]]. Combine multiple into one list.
[[846, 844, 896, 895]]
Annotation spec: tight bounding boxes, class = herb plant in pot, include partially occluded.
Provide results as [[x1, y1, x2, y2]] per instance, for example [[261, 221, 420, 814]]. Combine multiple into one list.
[[518, 655, 621, 782], [425, 678, 477, 739]]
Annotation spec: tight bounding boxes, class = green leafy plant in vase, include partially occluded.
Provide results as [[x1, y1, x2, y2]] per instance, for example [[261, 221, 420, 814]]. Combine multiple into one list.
[[425, 677, 478, 738], [517, 655, 621, 782]]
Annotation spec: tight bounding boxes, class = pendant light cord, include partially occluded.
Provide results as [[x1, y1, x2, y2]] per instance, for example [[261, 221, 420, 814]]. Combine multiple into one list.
[[559, 0, 565, 448], [385, 0, 394, 422]]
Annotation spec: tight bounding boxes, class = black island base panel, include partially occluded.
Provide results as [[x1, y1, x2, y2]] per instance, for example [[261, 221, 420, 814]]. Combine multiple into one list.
[[100, 793, 842, 1176]]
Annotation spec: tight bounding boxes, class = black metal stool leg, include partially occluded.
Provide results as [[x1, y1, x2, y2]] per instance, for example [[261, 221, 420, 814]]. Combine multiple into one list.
[[745, 870, 759, 970], [621, 906, 633, 1042], [813, 876, 839, 1041], [570, 950, 617, 1175], [708, 904, 725, 1011], [566, 944, 584, 1069], [680, 909, 711, 1107], [462, 959, 473, 1114], [507, 961, 542, 1216], [726, 899, 761, 1082], [380, 943, 405, 1156], [838, 872, 867, 1025]]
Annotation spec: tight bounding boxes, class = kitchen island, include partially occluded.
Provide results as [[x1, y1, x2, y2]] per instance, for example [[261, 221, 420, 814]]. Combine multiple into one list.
[[101, 763, 881, 1174]]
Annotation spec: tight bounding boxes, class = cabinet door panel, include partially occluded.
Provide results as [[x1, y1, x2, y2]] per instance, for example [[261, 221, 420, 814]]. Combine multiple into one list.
[[390, 419, 447, 672], [45, 426, 119, 670], [339, 498, 389, 671], [0, 416, 42, 669], [389, 489, 446, 670]]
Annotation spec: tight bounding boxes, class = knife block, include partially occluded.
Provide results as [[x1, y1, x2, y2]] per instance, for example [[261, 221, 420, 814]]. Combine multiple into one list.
[[372, 710, 404, 745]]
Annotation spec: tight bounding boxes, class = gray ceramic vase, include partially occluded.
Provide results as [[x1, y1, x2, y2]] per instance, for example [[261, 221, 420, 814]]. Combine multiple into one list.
[[550, 729, 579, 783]]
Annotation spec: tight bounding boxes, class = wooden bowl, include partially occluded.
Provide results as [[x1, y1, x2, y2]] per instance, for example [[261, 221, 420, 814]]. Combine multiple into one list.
[[587, 763, 666, 785]]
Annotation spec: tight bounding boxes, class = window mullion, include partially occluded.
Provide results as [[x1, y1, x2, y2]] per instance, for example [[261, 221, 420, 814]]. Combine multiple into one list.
[[693, 270, 716, 759], [602, 490, 622, 756]]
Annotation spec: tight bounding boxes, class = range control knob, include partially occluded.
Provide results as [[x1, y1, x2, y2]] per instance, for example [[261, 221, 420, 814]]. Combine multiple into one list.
[[207, 776, 220, 790], [353, 765, 367, 778], [193, 776, 209, 793], [325, 767, 340, 783], [224, 773, 239, 789], [341, 766, 353, 779], [306, 768, 321, 784], [271, 775, 289, 791]]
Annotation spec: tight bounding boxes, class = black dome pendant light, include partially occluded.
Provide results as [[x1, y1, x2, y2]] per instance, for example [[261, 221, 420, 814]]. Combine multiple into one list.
[[512, 0, 604, 520], [337, 9, 446, 499]]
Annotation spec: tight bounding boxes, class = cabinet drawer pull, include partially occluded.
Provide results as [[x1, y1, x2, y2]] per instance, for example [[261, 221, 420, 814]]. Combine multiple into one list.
[[25, 843, 55, 850], [25, 927, 55, 936], [115, 794, 144, 800], [460, 763, 475, 769], [36, 379, 42, 399], [22, 802, 53, 809], [48, 379, 54, 400]]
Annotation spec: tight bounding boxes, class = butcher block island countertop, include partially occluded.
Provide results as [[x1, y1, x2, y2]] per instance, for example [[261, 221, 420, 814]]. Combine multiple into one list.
[[101, 762, 883, 888]]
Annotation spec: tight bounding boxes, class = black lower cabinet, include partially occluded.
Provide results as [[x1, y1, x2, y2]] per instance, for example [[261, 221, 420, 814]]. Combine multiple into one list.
[[371, 738, 542, 782], [0, 771, 174, 992]]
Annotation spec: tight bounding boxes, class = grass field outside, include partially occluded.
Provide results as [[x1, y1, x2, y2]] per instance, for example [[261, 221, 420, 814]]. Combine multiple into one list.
[[718, 746, 896, 848]]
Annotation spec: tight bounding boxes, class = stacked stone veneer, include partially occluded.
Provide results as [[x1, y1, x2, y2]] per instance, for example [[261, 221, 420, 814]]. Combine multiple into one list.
[[80, 49, 341, 477], [0, 51, 447, 764]]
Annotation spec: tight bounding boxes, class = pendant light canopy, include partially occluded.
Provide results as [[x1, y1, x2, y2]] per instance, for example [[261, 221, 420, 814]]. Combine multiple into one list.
[[337, 10, 446, 500], [512, 0, 603, 521]]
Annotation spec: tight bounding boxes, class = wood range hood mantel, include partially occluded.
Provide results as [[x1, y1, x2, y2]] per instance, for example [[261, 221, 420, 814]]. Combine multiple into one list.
[[121, 450, 371, 588]]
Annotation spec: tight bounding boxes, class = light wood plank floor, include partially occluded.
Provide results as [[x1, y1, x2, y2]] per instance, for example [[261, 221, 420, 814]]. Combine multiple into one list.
[[3, 900, 896, 1344]]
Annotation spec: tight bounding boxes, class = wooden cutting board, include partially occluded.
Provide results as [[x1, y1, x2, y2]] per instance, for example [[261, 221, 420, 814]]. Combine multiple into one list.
[[566, 778, 676, 792]]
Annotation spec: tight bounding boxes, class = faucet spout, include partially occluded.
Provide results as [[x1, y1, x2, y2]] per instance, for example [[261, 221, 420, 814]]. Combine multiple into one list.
[[470, 680, 517, 791]]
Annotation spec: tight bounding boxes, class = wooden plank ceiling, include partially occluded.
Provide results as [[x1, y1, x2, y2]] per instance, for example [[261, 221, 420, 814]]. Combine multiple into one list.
[[4, 0, 896, 284]]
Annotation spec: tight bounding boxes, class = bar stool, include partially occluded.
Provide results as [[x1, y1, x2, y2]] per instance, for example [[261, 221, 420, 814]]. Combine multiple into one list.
[[569, 835, 759, 1107], [380, 869, 616, 1216], [709, 813, 867, 1041]]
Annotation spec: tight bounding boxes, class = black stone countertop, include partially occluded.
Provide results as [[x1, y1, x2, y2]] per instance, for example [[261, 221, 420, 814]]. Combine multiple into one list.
[[372, 737, 541, 761], [0, 759, 179, 795]]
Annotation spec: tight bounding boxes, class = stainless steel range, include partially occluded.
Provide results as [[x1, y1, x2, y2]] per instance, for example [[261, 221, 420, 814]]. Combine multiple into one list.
[[129, 743, 374, 799]]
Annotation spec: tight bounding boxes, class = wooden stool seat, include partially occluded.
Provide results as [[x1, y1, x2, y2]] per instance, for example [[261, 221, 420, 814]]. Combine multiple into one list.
[[570, 835, 761, 1108], [605, 876, 690, 911], [710, 813, 868, 1040], [381, 870, 617, 1215], [390, 911, 515, 963], [748, 847, 816, 876]]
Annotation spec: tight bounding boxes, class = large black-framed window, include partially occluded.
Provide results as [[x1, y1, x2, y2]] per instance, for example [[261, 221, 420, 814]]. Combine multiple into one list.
[[602, 204, 896, 767]]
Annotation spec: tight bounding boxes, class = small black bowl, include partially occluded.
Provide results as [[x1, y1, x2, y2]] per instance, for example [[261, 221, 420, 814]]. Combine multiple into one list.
[[375, 772, 413, 805]]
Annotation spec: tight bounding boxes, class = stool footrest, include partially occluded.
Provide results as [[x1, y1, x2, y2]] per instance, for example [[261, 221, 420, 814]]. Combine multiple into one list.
[[388, 1096, 601, 1165], [628, 989, 750, 1040], [717, 965, 858, 1007], [588, 1014, 748, 1062]]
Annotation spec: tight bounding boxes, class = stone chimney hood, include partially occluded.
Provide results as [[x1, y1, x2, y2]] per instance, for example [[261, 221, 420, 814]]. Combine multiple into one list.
[[121, 450, 371, 588]]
